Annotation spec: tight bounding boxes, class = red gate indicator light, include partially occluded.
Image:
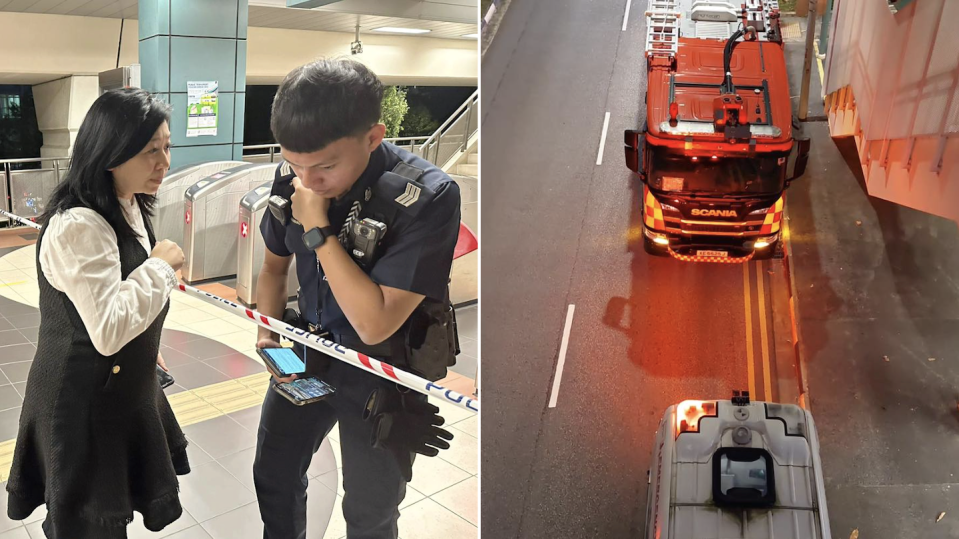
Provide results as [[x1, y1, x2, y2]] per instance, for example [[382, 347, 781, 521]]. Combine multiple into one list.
[[185, 210, 191, 224], [240, 222, 249, 238]]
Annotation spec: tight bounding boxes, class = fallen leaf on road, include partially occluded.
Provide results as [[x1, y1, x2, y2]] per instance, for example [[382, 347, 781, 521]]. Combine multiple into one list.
[[856, 220, 862, 226], [850, 529, 859, 539], [929, 357, 937, 362], [937, 512, 945, 522], [883, 355, 890, 362]]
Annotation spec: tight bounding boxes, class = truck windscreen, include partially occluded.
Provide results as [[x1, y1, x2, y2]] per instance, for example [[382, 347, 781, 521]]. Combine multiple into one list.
[[648, 151, 786, 195]]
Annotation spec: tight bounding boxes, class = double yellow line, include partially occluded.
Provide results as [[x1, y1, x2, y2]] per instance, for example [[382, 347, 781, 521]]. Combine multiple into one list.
[[743, 262, 773, 401]]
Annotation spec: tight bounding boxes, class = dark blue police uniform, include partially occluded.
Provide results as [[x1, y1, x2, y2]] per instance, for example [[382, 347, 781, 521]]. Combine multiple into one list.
[[252, 142, 461, 539]]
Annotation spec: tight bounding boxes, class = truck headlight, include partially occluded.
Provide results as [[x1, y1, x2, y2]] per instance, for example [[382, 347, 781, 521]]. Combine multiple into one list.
[[754, 232, 780, 249], [644, 227, 670, 245]]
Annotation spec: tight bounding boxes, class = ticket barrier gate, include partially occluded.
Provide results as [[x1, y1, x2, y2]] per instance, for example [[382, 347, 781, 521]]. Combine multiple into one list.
[[236, 181, 299, 306], [181, 163, 276, 283], [155, 161, 243, 245]]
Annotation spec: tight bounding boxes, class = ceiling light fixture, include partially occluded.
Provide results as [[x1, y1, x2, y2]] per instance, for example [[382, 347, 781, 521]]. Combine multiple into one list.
[[373, 27, 431, 34]]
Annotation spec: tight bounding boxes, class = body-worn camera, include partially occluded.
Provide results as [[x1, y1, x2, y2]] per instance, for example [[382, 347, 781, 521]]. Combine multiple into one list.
[[268, 195, 299, 227], [351, 218, 387, 267]]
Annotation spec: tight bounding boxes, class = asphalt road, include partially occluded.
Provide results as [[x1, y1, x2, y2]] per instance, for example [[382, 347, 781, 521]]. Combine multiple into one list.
[[480, 1, 782, 536]]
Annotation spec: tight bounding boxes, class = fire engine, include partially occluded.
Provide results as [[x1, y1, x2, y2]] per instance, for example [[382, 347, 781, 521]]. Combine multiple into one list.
[[625, 0, 810, 262], [645, 392, 832, 538]]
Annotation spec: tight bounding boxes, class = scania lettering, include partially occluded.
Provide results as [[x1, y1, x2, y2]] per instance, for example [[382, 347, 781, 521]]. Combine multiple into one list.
[[691, 209, 737, 217]]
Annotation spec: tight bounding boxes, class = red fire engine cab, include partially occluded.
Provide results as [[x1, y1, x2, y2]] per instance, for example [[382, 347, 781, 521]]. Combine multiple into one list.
[[625, 0, 810, 262]]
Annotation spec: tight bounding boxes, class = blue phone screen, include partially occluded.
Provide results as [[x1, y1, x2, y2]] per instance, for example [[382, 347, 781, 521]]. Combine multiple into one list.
[[263, 348, 306, 375]]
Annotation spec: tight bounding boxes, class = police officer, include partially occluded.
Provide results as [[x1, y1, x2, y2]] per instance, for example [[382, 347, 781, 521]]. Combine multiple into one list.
[[251, 58, 462, 539]]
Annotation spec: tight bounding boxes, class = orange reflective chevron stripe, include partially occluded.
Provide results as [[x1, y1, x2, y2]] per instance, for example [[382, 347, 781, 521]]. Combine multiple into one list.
[[644, 185, 666, 230], [760, 195, 785, 235], [668, 248, 755, 264]]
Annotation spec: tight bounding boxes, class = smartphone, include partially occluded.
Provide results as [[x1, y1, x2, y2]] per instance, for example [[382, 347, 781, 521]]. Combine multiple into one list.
[[156, 365, 175, 389], [257, 347, 306, 377], [273, 377, 336, 406]]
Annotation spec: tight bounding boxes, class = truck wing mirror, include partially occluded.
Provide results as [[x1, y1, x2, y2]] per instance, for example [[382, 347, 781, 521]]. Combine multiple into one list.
[[624, 129, 644, 175], [786, 118, 811, 182], [791, 137, 811, 180]]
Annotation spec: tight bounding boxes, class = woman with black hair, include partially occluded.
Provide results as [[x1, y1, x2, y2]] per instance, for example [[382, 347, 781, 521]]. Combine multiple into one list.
[[5, 88, 191, 538]]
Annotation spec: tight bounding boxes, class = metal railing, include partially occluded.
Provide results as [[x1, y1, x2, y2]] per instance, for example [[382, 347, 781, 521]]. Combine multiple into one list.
[[241, 87, 480, 169], [418, 89, 479, 170], [1, 91, 480, 227], [0, 156, 72, 225], [242, 136, 432, 163]]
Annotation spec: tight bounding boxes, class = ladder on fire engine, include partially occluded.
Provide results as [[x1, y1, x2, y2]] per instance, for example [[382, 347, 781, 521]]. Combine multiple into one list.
[[645, 0, 681, 61]]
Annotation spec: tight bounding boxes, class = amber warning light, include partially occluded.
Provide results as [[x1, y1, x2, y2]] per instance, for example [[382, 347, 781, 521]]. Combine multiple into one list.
[[676, 400, 718, 437]]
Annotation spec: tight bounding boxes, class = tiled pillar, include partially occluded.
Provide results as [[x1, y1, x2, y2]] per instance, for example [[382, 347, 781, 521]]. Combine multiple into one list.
[[139, 0, 248, 169]]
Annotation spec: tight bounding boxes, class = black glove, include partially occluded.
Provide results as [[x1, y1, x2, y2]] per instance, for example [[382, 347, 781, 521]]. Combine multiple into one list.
[[363, 386, 454, 482]]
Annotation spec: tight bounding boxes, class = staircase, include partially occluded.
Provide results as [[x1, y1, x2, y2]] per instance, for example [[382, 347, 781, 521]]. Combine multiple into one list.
[[455, 147, 478, 177], [448, 146, 478, 306], [419, 94, 479, 306]]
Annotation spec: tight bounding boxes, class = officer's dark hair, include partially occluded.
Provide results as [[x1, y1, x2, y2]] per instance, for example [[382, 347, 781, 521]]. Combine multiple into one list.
[[41, 88, 170, 243], [271, 58, 384, 153]]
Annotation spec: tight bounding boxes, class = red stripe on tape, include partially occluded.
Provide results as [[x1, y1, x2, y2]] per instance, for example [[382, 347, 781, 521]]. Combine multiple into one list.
[[245, 309, 255, 319], [259, 315, 270, 325], [358, 353, 373, 370], [381, 363, 399, 380]]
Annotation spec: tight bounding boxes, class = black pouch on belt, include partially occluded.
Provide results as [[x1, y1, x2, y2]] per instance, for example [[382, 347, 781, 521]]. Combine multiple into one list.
[[399, 300, 458, 382]]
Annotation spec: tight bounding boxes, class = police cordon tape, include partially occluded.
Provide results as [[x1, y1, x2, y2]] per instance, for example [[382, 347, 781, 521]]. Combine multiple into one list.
[[0, 209, 38, 230], [0, 208, 479, 414]]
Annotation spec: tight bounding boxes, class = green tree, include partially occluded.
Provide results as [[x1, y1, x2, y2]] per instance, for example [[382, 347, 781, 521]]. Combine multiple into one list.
[[380, 86, 409, 138], [400, 105, 440, 137]]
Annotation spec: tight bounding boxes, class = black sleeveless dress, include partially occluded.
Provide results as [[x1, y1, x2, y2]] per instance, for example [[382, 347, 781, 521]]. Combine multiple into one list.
[[6, 207, 190, 538]]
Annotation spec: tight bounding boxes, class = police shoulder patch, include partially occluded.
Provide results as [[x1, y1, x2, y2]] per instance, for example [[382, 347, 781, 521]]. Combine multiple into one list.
[[277, 161, 294, 179], [395, 182, 422, 207], [374, 171, 435, 216]]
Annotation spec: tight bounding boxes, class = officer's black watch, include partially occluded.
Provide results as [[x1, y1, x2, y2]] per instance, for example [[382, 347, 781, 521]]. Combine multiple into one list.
[[302, 226, 336, 250]]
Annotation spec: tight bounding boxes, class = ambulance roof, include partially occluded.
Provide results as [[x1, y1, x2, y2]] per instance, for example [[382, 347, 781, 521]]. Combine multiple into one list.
[[659, 400, 830, 539]]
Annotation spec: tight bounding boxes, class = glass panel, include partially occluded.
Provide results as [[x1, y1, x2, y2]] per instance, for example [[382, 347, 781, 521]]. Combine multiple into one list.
[[10, 169, 59, 219], [718, 453, 769, 496]]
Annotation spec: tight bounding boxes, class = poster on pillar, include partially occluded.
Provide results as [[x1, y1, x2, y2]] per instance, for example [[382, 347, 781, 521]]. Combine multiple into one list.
[[186, 81, 219, 137]]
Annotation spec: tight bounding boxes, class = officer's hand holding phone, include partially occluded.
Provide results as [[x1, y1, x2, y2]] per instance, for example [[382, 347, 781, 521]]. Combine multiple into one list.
[[290, 176, 332, 232], [256, 338, 298, 383]]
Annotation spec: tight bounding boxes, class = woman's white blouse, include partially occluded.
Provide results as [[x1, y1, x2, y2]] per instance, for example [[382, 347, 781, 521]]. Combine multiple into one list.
[[38, 198, 178, 356]]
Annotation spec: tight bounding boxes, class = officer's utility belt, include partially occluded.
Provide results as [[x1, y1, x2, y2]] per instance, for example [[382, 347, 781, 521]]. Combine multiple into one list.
[[301, 312, 455, 383], [331, 332, 392, 359], [298, 316, 393, 362]]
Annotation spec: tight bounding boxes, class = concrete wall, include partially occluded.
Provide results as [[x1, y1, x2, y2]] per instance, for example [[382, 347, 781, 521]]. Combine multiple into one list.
[[0, 12, 125, 83], [0, 9, 476, 158], [32, 76, 100, 160], [246, 26, 477, 86], [823, 0, 959, 225], [0, 11, 477, 87]]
